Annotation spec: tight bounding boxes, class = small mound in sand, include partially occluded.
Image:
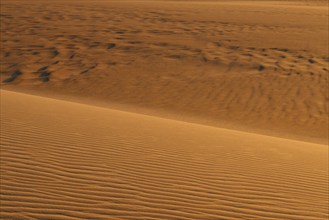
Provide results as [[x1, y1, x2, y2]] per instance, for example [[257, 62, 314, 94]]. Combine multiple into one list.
[[2, 70, 21, 83]]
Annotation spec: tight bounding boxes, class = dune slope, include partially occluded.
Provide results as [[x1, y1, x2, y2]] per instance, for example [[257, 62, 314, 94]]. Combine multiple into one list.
[[0, 90, 328, 219], [1, 0, 328, 143]]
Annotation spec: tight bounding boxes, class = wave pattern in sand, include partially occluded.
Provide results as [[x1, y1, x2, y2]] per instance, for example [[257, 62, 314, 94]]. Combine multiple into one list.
[[1, 1, 328, 143], [1, 90, 328, 219]]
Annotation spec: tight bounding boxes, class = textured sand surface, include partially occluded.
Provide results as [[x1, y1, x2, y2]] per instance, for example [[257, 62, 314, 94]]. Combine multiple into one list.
[[1, 0, 328, 143], [0, 0, 328, 219], [1, 90, 328, 219]]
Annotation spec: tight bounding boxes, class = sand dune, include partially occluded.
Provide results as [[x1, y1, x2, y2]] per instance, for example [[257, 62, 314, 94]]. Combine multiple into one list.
[[1, 0, 328, 143], [1, 90, 328, 219], [0, 0, 328, 219]]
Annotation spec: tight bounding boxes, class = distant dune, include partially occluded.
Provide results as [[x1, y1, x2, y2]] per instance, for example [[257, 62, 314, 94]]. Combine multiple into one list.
[[1, 0, 328, 144], [1, 90, 328, 219]]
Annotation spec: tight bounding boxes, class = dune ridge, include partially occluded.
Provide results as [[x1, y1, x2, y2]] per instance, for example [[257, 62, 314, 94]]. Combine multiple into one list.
[[1, 0, 328, 144], [1, 0, 328, 218], [1, 90, 328, 219]]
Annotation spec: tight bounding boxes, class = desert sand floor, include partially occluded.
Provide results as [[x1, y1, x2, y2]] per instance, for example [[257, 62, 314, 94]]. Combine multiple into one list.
[[1, 90, 328, 219], [1, 0, 328, 143], [0, 0, 328, 219]]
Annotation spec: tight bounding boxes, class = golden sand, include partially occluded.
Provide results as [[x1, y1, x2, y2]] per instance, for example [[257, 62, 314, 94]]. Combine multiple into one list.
[[0, 0, 328, 219]]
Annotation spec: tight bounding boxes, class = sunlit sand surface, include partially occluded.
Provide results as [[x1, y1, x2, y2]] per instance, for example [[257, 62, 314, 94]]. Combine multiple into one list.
[[1, 90, 328, 219], [0, 0, 328, 219]]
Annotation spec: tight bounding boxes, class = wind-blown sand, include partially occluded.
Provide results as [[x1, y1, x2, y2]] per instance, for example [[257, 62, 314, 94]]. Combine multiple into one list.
[[1, 90, 328, 219], [0, 0, 328, 219], [1, 0, 328, 143]]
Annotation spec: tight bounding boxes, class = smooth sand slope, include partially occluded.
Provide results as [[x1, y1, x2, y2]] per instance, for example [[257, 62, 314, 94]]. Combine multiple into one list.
[[1, 90, 328, 219], [1, 0, 328, 143]]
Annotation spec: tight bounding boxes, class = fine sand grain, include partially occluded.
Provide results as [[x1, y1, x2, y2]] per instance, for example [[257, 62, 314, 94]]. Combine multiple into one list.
[[1, 90, 328, 219]]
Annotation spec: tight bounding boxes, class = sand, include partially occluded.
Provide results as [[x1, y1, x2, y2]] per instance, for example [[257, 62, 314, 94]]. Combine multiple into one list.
[[0, 0, 328, 219], [1, 90, 328, 219]]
